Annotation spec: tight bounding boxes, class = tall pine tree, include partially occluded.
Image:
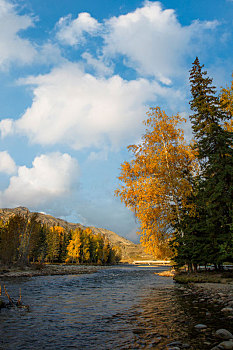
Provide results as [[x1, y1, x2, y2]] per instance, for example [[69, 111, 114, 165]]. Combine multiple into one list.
[[189, 57, 233, 267]]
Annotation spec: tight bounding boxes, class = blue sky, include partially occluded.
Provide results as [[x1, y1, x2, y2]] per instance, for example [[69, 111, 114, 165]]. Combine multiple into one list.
[[0, 0, 232, 242]]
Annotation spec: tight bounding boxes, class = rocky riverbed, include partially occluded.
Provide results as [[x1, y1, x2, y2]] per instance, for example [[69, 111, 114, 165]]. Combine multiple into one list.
[[170, 283, 233, 350], [0, 263, 109, 278]]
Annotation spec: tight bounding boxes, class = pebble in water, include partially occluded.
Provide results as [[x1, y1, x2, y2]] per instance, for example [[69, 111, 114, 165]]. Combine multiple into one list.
[[217, 340, 233, 349], [210, 330, 233, 349], [221, 307, 233, 313], [166, 341, 190, 349], [194, 324, 207, 330], [216, 329, 233, 340]]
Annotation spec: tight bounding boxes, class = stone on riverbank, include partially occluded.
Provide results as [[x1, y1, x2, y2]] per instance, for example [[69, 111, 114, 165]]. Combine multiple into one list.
[[194, 323, 207, 330], [222, 307, 233, 313], [166, 340, 190, 349], [216, 329, 233, 340], [217, 340, 233, 349]]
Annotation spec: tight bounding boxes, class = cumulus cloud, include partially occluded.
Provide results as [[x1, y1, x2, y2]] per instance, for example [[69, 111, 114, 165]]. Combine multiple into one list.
[[0, 152, 79, 208], [0, 151, 17, 174], [37, 42, 65, 65], [56, 12, 100, 46], [0, 119, 14, 138], [1, 62, 178, 151], [0, 0, 36, 69], [82, 52, 113, 76], [103, 1, 219, 83]]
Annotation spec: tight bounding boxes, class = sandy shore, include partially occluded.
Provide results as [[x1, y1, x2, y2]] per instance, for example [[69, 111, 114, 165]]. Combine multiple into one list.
[[0, 264, 110, 278], [155, 269, 175, 277]]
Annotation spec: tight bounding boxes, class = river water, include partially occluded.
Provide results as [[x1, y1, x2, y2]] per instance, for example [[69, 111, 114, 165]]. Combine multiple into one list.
[[0, 265, 232, 349]]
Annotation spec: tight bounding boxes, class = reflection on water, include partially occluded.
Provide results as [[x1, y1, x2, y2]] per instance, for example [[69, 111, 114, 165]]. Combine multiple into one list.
[[0, 265, 232, 349]]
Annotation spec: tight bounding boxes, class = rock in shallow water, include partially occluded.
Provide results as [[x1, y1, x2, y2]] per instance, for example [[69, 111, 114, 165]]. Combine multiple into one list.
[[167, 341, 182, 346], [218, 340, 233, 349], [194, 323, 207, 329], [166, 341, 190, 349], [221, 307, 233, 313], [216, 329, 233, 340]]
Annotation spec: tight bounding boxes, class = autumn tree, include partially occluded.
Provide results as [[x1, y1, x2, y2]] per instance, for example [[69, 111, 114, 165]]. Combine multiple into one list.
[[90, 233, 103, 264], [81, 228, 91, 263], [66, 227, 121, 265], [220, 73, 233, 131], [67, 228, 82, 263], [115, 107, 197, 257]]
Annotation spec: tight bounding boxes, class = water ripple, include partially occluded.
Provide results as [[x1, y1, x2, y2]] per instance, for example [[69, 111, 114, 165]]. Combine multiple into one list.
[[0, 265, 232, 349]]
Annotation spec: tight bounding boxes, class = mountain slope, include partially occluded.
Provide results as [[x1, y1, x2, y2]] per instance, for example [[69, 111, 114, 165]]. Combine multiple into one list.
[[0, 207, 153, 262]]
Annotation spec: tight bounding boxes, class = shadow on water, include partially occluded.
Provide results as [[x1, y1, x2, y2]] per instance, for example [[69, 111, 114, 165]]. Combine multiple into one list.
[[120, 285, 233, 349], [0, 265, 232, 349]]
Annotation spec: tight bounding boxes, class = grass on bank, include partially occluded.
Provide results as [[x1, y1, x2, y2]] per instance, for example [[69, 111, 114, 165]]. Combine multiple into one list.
[[173, 270, 233, 284]]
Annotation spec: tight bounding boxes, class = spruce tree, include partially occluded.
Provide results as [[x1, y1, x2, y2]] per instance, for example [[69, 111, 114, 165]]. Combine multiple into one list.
[[189, 57, 233, 267]]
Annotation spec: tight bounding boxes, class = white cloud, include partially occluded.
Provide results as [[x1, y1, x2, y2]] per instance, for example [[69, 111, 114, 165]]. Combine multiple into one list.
[[82, 52, 113, 76], [0, 0, 36, 69], [56, 12, 100, 46], [0, 118, 14, 137], [37, 42, 65, 65], [0, 151, 17, 174], [103, 1, 219, 83], [2, 62, 178, 151], [87, 150, 108, 162], [0, 152, 79, 208]]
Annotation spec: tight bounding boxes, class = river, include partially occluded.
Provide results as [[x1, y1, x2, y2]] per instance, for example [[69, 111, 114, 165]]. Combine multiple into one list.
[[0, 265, 232, 349]]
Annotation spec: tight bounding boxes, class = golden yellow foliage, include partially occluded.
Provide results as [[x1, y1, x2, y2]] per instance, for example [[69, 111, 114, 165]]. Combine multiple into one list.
[[115, 107, 198, 257], [220, 73, 233, 131], [50, 226, 65, 236], [67, 228, 82, 263]]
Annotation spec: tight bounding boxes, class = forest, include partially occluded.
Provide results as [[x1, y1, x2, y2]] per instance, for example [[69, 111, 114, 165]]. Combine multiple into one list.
[[0, 213, 121, 266], [116, 58, 233, 271]]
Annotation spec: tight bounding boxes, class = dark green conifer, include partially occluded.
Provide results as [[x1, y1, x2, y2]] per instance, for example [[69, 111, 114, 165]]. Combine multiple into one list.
[[189, 57, 233, 267]]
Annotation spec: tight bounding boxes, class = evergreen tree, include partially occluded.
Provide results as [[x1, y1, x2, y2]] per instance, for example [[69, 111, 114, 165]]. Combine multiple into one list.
[[28, 216, 44, 262], [189, 57, 233, 267], [45, 226, 60, 262], [0, 217, 20, 264]]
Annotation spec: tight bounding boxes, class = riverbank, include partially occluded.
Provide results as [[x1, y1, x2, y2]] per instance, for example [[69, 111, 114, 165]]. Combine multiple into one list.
[[0, 264, 110, 278], [177, 282, 233, 308], [175, 283, 233, 350], [173, 270, 233, 284]]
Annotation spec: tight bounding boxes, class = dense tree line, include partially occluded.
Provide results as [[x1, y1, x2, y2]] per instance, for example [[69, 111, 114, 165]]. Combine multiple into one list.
[[116, 58, 233, 270], [0, 214, 121, 266]]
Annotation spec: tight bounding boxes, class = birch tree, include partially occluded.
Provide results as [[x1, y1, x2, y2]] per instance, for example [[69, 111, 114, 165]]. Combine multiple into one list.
[[115, 107, 197, 257]]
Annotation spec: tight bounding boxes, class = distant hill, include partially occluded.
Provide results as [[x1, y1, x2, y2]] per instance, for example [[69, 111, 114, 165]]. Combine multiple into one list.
[[0, 207, 153, 262]]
